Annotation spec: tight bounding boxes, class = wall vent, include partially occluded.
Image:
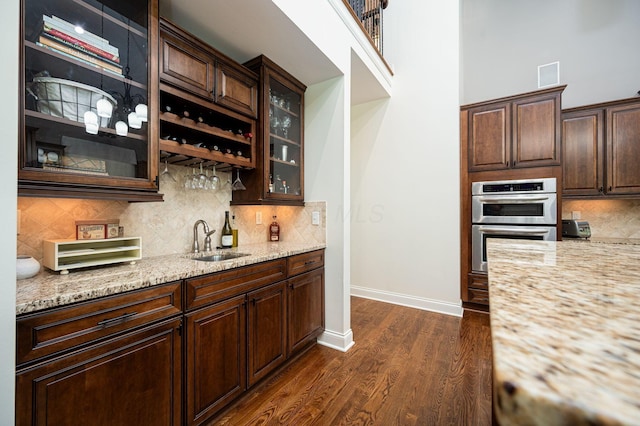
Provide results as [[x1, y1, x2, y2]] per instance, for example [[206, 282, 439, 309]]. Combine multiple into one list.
[[538, 61, 560, 88]]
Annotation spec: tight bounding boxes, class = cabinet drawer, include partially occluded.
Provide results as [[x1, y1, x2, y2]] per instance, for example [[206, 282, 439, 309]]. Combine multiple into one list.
[[16, 281, 182, 366], [468, 288, 489, 305], [468, 273, 488, 291], [287, 250, 325, 277], [185, 259, 287, 310]]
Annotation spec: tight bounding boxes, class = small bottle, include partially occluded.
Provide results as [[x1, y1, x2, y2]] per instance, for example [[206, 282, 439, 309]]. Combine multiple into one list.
[[231, 214, 238, 248], [221, 211, 233, 248], [269, 215, 280, 242], [268, 175, 274, 193]]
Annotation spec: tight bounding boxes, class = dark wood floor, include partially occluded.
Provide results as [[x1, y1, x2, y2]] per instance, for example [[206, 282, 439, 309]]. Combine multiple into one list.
[[209, 296, 493, 426]]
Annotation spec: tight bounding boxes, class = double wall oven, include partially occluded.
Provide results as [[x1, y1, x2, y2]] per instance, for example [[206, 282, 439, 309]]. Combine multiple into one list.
[[471, 177, 557, 273]]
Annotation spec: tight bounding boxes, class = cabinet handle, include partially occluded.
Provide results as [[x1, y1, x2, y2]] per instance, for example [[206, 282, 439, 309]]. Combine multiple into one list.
[[609, 186, 612, 192], [97, 312, 137, 327], [506, 161, 510, 167], [599, 186, 604, 193], [304, 260, 316, 266]]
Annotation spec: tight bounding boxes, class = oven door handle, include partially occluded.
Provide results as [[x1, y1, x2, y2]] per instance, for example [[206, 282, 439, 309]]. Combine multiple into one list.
[[477, 226, 553, 236], [476, 196, 552, 203]]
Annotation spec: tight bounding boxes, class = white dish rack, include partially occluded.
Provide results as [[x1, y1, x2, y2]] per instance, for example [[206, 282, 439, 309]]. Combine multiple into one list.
[[43, 237, 142, 274]]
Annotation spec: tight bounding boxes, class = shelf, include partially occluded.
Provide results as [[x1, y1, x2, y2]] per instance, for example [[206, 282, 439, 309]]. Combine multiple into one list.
[[25, 42, 147, 90], [25, 110, 147, 141], [270, 133, 300, 146], [270, 101, 299, 118], [270, 158, 300, 168], [160, 139, 253, 170], [160, 112, 252, 146], [43, 237, 142, 274]]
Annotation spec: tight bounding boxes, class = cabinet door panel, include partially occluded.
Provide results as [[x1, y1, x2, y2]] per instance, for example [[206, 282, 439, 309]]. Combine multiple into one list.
[[160, 31, 214, 99], [247, 281, 286, 386], [607, 104, 640, 194], [216, 62, 258, 118], [186, 295, 246, 426], [468, 103, 510, 171], [513, 96, 560, 168], [562, 110, 604, 195], [16, 318, 182, 426], [288, 268, 324, 355]]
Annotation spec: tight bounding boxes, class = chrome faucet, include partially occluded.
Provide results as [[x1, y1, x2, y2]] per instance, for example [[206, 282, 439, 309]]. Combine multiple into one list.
[[193, 220, 215, 253]]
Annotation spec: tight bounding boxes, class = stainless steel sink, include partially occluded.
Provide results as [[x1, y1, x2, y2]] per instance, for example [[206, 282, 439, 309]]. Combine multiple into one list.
[[193, 252, 250, 262]]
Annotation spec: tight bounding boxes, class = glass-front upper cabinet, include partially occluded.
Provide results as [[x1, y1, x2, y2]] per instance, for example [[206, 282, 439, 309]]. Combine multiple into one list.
[[19, 0, 160, 201], [233, 55, 306, 206]]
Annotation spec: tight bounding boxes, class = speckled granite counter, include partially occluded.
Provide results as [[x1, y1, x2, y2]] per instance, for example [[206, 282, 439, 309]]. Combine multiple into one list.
[[487, 239, 640, 426], [17, 242, 325, 315]]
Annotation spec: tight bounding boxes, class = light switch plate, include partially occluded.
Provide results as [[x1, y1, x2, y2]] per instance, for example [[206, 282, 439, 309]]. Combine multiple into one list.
[[312, 211, 320, 226], [256, 211, 262, 225]]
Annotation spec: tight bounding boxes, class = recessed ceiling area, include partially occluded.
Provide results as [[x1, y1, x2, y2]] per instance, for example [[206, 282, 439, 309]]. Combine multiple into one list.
[[159, 0, 390, 105]]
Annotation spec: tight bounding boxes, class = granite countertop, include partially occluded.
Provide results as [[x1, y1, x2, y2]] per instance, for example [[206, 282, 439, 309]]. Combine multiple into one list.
[[487, 238, 640, 426], [16, 241, 325, 316]]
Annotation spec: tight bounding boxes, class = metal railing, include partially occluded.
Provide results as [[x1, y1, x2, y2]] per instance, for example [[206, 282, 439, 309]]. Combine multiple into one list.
[[347, 0, 387, 54]]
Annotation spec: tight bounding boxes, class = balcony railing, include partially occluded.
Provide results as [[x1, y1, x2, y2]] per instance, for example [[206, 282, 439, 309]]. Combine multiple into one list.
[[346, 0, 387, 55]]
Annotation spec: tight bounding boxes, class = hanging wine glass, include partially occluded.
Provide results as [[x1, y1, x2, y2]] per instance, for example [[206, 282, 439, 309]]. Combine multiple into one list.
[[184, 167, 196, 190], [209, 165, 220, 190], [160, 159, 176, 182], [196, 162, 208, 190], [231, 169, 246, 191]]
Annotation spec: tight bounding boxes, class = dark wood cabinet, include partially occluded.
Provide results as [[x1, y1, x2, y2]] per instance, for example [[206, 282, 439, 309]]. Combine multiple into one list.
[[159, 19, 257, 118], [232, 55, 307, 206], [287, 252, 325, 355], [16, 281, 183, 426], [562, 108, 604, 196], [16, 318, 182, 426], [562, 98, 640, 197], [185, 295, 247, 426], [247, 281, 287, 387], [158, 18, 257, 172], [19, 0, 161, 201], [16, 251, 324, 425], [607, 102, 640, 195], [466, 86, 564, 172]]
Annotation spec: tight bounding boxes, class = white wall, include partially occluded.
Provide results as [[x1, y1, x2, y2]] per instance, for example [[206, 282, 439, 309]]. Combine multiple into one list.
[[1, 0, 18, 422], [350, 1, 462, 315], [461, 0, 640, 108]]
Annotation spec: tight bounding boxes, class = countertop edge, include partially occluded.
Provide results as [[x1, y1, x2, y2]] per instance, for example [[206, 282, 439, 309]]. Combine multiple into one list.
[[17, 242, 326, 316]]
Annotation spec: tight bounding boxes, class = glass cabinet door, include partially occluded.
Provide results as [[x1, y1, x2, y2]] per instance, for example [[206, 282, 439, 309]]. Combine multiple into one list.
[[20, 0, 159, 200], [267, 76, 302, 198]]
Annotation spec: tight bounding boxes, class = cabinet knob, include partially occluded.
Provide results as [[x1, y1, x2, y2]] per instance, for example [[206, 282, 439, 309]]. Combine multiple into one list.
[[609, 186, 612, 192], [599, 186, 604, 193]]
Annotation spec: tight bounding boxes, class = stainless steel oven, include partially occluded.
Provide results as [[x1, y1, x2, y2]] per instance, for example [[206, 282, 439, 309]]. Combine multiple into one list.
[[471, 177, 557, 273]]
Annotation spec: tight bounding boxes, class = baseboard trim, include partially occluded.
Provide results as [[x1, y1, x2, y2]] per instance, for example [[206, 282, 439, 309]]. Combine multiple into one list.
[[351, 286, 463, 317], [317, 328, 355, 352]]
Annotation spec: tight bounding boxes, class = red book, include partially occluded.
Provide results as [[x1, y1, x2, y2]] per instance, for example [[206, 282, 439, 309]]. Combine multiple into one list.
[[43, 25, 120, 63]]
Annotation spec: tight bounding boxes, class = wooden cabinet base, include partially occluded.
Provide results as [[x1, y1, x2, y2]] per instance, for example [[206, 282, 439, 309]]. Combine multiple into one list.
[[16, 318, 182, 426]]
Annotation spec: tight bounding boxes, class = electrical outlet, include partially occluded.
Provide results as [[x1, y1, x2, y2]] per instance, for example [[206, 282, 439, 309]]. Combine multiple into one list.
[[312, 211, 320, 226], [256, 211, 262, 225], [571, 211, 581, 220]]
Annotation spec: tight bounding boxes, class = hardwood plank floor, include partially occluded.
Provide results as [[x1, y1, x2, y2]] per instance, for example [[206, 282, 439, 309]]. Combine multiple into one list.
[[208, 296, 493, 426]]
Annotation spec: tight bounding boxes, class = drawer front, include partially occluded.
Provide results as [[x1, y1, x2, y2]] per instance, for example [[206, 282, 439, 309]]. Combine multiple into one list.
[[468, 288, 489, 305], [17, 281, 182, 366], [287, 250, 325, 277], [185, 259, 287, 310], [468, 273, 488, 291]]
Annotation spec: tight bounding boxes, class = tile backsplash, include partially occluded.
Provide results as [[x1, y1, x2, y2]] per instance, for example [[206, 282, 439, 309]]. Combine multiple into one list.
[[18, 164, 326, 261], [562, 199, 640, 238]]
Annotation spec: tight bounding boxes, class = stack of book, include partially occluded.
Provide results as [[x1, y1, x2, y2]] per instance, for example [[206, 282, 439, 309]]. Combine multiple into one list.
[[37, 15, 122, 76]]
